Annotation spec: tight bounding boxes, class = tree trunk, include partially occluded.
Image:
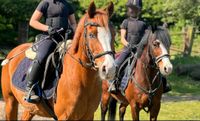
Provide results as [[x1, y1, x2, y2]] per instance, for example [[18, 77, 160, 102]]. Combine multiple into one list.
[[183, 26, 195, 56], [18, 21, 29, 43]]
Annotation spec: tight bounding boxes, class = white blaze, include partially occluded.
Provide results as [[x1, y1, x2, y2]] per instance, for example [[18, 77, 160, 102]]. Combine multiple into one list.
[[157, 39, 173, 75], [97, 27, 116, 80]]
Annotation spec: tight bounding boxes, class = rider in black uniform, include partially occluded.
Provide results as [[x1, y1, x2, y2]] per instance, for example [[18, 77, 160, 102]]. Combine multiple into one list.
[[109, 0, 171, 94], [108, 0, 146, 94], [24, 0, 77, 102]]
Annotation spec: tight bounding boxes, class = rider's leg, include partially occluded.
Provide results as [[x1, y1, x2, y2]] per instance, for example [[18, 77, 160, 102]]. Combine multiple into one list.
[[24, 36, 57, 102], [162, 76, 171, 93], [24, 59, 41, 102], [108, 47, 131, 93]]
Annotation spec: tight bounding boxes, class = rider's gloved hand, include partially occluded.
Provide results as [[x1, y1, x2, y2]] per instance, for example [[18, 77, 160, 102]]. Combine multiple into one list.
[[48, 26, 57, 36]]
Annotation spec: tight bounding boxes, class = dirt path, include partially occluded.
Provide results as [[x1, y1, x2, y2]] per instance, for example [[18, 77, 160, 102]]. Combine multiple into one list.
[[0, 99, 51, 120], [1, 95, 200, 120]]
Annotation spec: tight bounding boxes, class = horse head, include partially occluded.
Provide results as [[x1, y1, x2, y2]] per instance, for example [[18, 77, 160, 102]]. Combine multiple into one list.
[[70, 2, 116, 80], [146, 26, 173, 76]]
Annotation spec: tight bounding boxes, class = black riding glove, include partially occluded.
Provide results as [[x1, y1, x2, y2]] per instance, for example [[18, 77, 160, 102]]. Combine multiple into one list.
[[48, 26, 57, 36], [127, 44, 137, 52]]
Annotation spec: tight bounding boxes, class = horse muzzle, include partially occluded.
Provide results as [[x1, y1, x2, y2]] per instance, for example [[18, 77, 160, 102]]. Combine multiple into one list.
[[98, 56, 116, 80], [159, 57, 173, 76]]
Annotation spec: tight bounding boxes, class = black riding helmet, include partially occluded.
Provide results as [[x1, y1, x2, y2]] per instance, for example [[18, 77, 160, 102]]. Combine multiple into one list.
[[126, 0, 142, 10]]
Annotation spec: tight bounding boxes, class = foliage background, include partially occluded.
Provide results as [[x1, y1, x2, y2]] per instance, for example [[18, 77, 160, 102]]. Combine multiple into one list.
[[0, 0, 199, 45]]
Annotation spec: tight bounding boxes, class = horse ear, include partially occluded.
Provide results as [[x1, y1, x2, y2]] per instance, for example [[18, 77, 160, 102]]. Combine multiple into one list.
[[88, 1, 96, 18], [151, 23, 158, 33], [105, 2, 114, 17]]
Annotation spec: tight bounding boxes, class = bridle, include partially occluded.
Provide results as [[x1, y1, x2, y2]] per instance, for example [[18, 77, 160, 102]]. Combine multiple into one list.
[[131, 30, 170, 112], [79, 17, 115, 69], [149, 31, 170, 66]]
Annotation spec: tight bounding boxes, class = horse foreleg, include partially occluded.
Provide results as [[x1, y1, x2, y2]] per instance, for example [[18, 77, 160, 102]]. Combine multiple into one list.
[[21, 110, 35, 120], [101, 81, 111, 120], [130, 102, 140, 121], [119, 103, 127, 121], [150, 102, 161, 121], [4, 96, 18, 120], [101, 101, 108, 121]]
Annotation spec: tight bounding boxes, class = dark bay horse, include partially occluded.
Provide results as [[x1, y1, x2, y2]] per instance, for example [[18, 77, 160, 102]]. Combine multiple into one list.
[[101, 26, 173, 121], [1, 2, 116, 120]]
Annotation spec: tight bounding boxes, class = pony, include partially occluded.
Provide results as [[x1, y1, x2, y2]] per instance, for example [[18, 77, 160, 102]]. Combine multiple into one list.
[[1, 2, 116, 120], [101, 26, 173, 121]]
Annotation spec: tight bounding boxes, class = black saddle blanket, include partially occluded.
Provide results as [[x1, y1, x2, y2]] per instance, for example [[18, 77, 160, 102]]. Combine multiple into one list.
[[12, 57, 57, 99]]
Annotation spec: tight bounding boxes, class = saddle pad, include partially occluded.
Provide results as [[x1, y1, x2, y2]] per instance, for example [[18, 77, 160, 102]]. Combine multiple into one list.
[[12, 57, 56, 99], [120, 66, 129, 91], [118, 53, 137, 93]]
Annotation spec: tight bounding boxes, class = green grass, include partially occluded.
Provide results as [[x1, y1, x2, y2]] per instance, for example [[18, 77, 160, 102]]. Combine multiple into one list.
[[167, 55, 200, 96], [168, 73, 200, 96], [93, 101, 200, 120]]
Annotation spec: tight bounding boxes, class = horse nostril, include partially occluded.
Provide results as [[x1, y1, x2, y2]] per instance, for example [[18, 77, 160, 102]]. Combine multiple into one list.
[[164, 67, 168, 72], [102, 65, 106, 73]]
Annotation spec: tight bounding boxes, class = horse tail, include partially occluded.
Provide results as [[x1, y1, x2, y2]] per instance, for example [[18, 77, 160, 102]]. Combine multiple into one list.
[[108, 96, 117, 120]]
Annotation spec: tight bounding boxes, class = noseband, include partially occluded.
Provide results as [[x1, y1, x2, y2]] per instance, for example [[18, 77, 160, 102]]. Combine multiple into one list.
[[81, 17, 114, 68], [155, 53, 169, 64]]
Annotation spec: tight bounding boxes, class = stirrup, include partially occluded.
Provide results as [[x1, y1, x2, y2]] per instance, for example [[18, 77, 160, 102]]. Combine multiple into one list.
[[24, 83, 41, 103], [108, 80, 117, 93], [119, 87, 125, 96]]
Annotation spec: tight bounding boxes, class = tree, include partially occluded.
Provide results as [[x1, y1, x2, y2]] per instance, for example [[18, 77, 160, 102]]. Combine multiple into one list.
[[0, 0, 40, 43], [163, 0, 200, 27]]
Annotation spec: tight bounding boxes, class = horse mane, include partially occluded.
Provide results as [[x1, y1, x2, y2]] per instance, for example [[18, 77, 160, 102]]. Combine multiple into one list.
[[154, 26, 171, 50], [70, 10, 110, 54], [70, 15, 86, 54], [137, 26, 171, 58]]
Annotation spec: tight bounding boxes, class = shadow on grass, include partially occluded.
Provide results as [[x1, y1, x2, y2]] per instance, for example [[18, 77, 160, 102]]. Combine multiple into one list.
[[167, 55, 200, 97]]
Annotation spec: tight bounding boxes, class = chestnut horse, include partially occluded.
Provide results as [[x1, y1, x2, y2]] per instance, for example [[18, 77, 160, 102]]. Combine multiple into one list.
[[101, 26, 173, 121], [1, 2, 116, 120]]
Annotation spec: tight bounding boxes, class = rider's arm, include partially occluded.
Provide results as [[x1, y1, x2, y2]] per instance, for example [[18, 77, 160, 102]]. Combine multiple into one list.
[[29, 10, 49, 32], [121, 29, 129, 47], [68, 14, 77, 32]]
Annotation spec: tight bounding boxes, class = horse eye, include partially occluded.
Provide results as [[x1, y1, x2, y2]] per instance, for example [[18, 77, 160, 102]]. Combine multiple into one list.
[[153, 41, 160, 47], [89, 33, 96, 39]]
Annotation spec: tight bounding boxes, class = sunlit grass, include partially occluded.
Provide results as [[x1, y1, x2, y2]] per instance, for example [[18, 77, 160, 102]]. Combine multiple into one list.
[[94, 101, 200, 120]]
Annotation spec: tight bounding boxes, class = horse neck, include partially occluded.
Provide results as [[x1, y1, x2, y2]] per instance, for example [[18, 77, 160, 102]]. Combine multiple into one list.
[[63, 34, 98, 85], [136, 45, 158, 85]]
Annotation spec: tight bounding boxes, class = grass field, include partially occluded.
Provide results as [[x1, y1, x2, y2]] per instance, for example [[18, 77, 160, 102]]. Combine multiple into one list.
[[93, 100, 200, 120]]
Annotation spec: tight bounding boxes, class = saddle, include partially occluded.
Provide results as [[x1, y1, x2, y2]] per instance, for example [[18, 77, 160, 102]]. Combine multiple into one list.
[[12, 34, 72, 99], [25, 34, 72, 60]]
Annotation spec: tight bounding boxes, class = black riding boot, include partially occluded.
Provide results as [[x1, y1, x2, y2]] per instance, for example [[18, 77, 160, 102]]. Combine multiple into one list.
[[24, 60, 41, 102], [108, 65, 121, 94], [162, 76, 171, 93]]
